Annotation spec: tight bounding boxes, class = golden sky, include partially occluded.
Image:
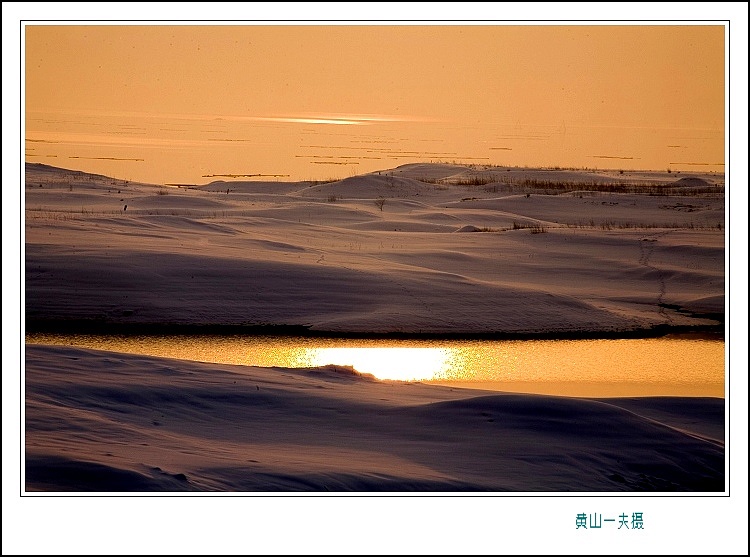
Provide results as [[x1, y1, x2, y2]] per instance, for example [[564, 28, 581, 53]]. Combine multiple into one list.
[[25, 24, 725, 184]]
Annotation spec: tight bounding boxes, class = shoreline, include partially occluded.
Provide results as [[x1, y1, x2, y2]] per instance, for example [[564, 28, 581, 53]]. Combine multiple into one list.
[[24, 319, 725, 341]]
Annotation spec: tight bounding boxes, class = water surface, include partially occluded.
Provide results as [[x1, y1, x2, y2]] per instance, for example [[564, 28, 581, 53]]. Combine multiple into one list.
[[25, 334, 725, 398]]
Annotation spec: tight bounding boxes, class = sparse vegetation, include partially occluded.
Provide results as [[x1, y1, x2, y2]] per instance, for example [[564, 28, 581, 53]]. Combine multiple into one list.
[[414, 173, 722, 198], [563, 220, 717, 231], [327, 195, 338, 203], [374, 197, 387, 211], [451, 176, 497, 186], [509, 179, 721, 197], [307, 178, 340, 186], [512, 221, 548, 234]]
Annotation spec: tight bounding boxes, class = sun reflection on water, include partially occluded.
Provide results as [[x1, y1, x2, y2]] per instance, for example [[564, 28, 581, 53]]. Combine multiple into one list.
[[304, 347, 457, 381], [25, 334, 725, 397]]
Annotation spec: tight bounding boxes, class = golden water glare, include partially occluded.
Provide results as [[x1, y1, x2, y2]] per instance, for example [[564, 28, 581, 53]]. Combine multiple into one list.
[[25, 334, 725, 398], [307, 347, 455, 381]]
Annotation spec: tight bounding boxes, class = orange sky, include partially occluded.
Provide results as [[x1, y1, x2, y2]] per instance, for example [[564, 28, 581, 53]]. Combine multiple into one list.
[[25, 24, 725, 184]]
